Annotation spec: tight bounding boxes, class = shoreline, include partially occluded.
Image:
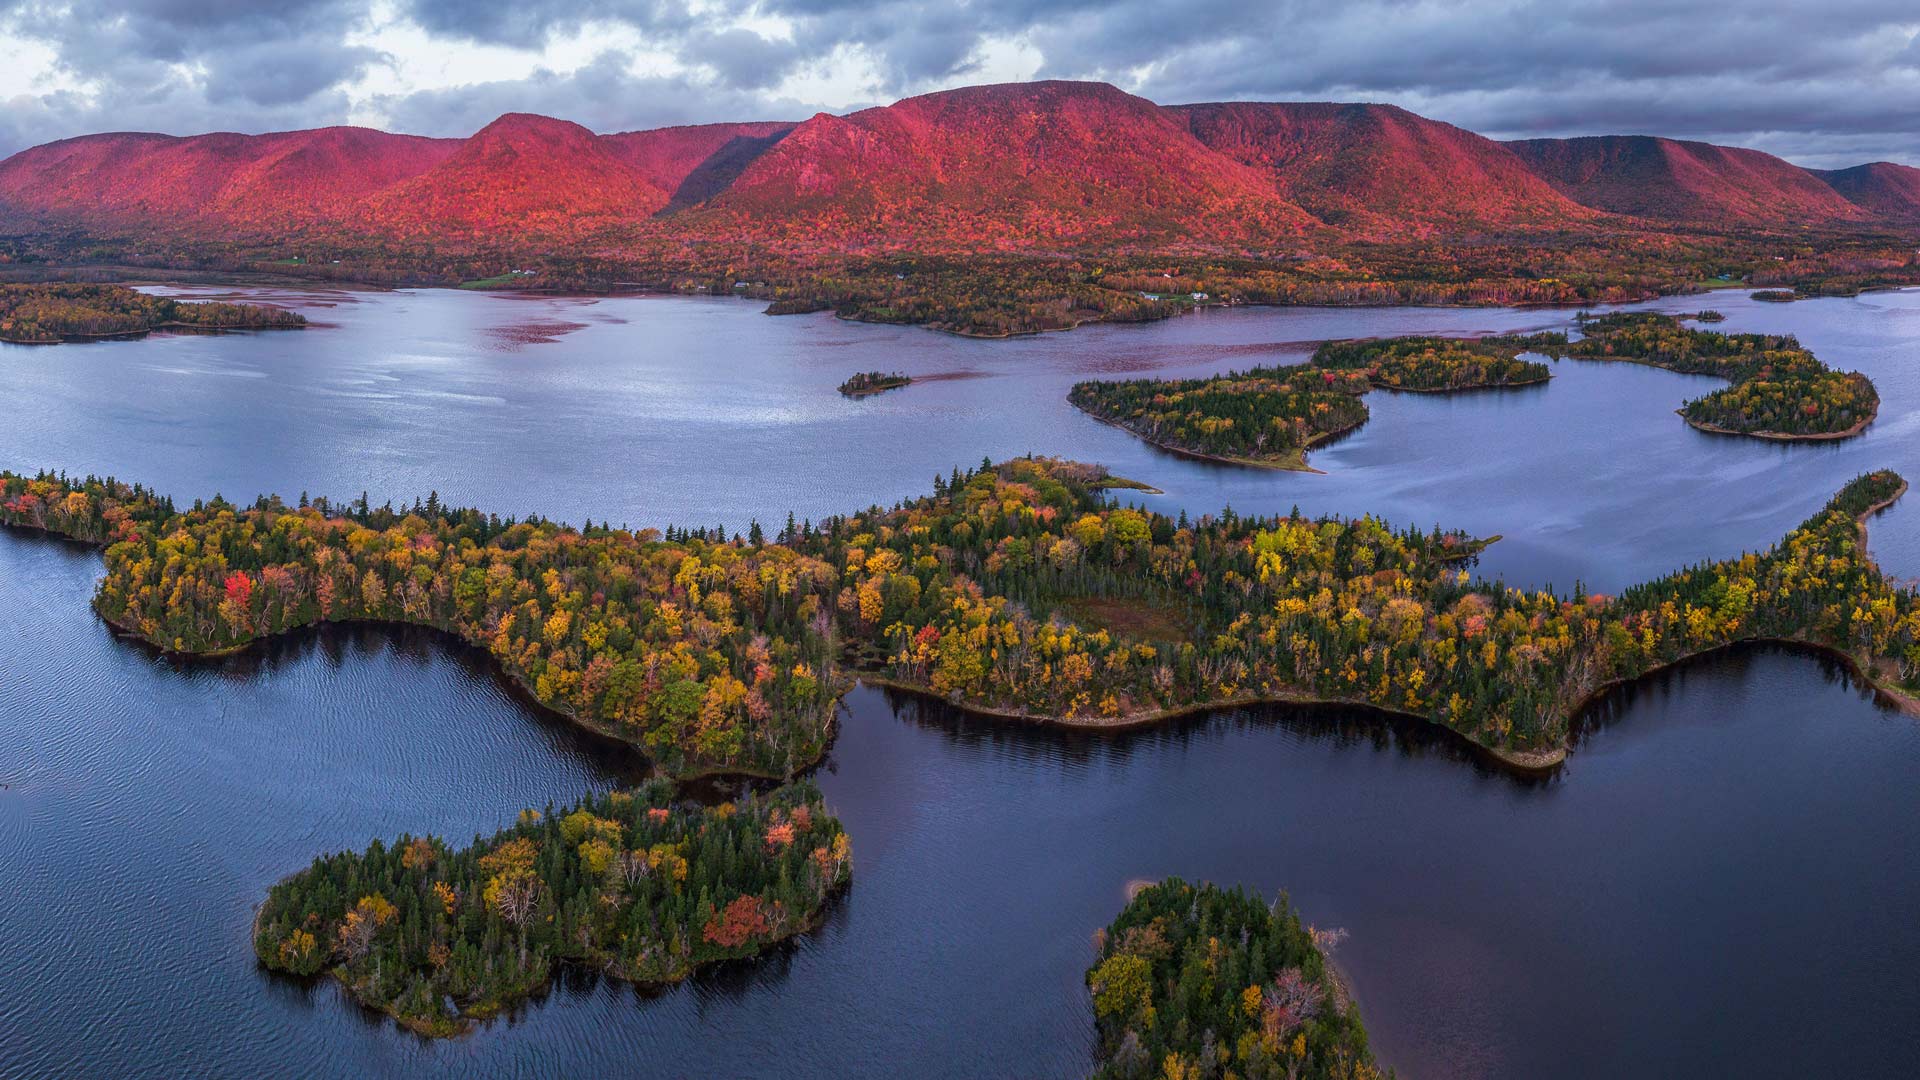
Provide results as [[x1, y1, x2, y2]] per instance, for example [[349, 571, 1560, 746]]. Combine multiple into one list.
[[845, 481, 1920, 776], [6, 263, 1781, 342], [1070, 403, 1362, 474], [1568, 482, 1919, 723], [255, 867, 851, 1039], [1364, 373, 1553, 394], [851, 673, 1568, 773], [0, 319, 305, 346], [1681, 395, 1878, 442], [1069, 369, 1553, 475], [87, 601, 831, 785], [838, 377, 913, 397], [1561, 345, 1878, 445], [13, 469, 1916, 790]]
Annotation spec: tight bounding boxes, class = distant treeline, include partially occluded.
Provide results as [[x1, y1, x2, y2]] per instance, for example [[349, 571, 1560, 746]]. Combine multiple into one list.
[[10, 229, 1920, 340], [0, 282, 304, 343]]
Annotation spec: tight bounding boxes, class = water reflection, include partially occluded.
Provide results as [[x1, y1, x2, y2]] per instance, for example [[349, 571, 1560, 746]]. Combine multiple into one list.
[[870, 684, 1554, 789], [6, 288, 1920, 1077], [7, 285, 1920, 592]]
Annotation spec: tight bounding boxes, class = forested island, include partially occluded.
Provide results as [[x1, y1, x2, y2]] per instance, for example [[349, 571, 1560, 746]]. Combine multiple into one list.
[[1068, 335, 1553, 469], [6, 457, 1919, 774], [253, 780, 850, 1036], [1562, 312, 1878, 438], [0, 282, 305, 343], [838, 371, 912, 396], [1073, 314, 1875, 466], [1089, 879, 1378, 1080], [0, 477, 841, 780]]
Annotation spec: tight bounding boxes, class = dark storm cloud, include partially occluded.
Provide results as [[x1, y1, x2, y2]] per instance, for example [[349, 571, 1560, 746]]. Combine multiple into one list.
[[374, 51, 819, 136], [7, 0, 372, 74], [683, 28, 807, 92], [400, 0, 695, 48], [0, 0, 381, 149], [203, 37, 384, 107], [1, 0, 1918, 167], [1044, 0, 1920, 165]]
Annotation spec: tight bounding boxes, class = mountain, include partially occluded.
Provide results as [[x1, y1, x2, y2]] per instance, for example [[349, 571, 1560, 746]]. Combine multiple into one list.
[[356, 114, 668, 239], [701, 80, 1320, 247], [1173, 101, 1595, 234], [0, 127, 457, 226], [601, 121, 796, 212], [3, 81, 1917, 254], [1814, 162, 1920, 221], [1505, 135, 1865, 226]]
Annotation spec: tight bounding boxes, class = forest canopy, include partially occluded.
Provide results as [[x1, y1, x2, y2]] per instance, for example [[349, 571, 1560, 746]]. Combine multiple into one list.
[[4, 458, 1916, 775], [1554, 311, 1877, 438], [253, 779, 850, 1036], [0, 282, 305, 343], [1089, 878, 1380, 1080], [1068, 335, 1554, 469]]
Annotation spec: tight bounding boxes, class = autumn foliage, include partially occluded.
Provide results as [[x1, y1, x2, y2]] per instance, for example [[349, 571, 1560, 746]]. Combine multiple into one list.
[[0, 283, 303, 343], [252, 780, 849, 1036], [1089, 878, 1379, 1080], [1556, 311, 1878, 438], [1070, 334, 1553, 468], [5, 459, 1918, 770]]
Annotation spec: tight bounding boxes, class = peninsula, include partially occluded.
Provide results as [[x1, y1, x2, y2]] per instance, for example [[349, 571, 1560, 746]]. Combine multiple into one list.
[[6, 456, 1918, 776], [1068, 335, 1553, 470], [0, 283, 305, 343]]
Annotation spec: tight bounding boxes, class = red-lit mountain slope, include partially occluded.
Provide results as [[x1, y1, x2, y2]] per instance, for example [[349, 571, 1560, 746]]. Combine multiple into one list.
[[601, 121, 796, 211], [1173, 101, 1596, 234], [356, 114, 668, 239], [1505, 135, 1865, 226], [1813, 162, 1920, 222], [700, 81, 1320, 248], [0, 127, 456, 226], [4, 82, 1916, 253]]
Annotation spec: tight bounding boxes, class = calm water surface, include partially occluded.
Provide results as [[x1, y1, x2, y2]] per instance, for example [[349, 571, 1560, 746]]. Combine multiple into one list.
[[3, 288, 1919, 1077]]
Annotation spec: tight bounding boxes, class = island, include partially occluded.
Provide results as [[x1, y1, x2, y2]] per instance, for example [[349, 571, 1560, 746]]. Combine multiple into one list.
[[0, 283, 306, 343], [1068, 335, 1553, 470], [1089, 878, 1379, 1080], [1559, 311, 1877, 439], [1750, 289, 1800, 303], [253, 779, 850, 1036], [7, 456, 1919, 775], [838, 371, 912, 397]]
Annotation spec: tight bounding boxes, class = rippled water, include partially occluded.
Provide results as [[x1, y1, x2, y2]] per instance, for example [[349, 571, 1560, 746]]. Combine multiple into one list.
[[4, 288, 1920, 1077]]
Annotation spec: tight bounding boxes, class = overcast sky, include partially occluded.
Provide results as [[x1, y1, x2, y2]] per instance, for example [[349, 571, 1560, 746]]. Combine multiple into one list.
[[2, 0, 1917, 167]]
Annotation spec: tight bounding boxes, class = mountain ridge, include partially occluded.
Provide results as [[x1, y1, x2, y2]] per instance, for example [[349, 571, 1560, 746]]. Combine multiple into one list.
[[2, 80, 1914, 251]]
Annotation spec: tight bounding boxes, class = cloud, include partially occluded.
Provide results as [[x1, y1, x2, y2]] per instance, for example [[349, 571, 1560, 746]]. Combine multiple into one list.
[[0, 0, 1917, 168], [204, 37, 384, 107], [684, 28, 807, 92], [373, 51, 819, 136], [399, 0, 693, 49]]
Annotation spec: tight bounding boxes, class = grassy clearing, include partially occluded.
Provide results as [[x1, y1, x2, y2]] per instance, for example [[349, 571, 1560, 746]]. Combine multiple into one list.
[[1051, 595, 1194, 645]]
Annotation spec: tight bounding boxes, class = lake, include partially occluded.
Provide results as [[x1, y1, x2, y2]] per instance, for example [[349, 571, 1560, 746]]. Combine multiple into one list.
[[3, 287, 1919, 1077]]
